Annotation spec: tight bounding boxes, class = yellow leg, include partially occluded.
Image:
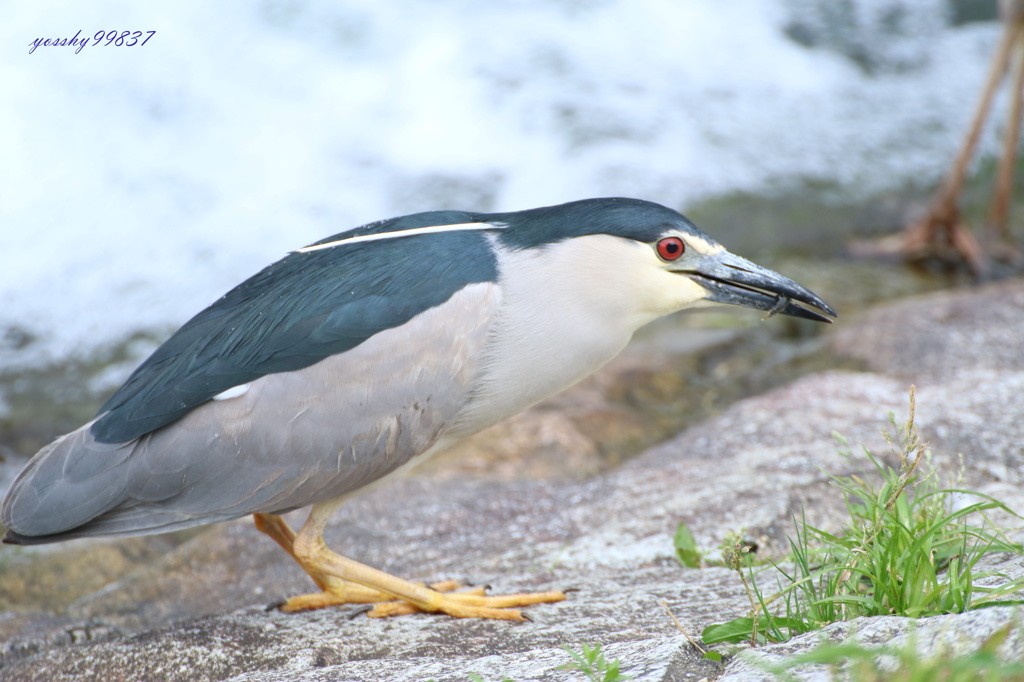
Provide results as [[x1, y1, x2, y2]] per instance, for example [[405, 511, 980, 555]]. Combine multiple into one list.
[[254, 503, 565, 620], [254, 512, 471, 610]]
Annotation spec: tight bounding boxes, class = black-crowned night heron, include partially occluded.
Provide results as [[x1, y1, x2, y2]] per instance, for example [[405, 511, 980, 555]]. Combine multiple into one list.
[[2, 197, 835, 620]]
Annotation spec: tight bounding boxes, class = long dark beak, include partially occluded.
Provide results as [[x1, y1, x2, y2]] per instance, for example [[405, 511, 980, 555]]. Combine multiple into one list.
[[686, 251, 837, 323]]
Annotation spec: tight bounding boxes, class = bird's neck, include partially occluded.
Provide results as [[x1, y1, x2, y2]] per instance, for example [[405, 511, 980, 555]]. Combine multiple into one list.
[[449, 235, 658, 437]]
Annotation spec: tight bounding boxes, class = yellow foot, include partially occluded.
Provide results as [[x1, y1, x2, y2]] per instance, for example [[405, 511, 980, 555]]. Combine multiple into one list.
[[277, 580, 566, 620], [365, 587, 566, 619], [254, 510, 566, 620], [277, 579, 468, 612]]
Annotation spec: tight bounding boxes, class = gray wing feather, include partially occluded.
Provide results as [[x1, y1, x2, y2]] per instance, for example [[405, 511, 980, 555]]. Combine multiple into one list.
[[2, 283, 499, 542]]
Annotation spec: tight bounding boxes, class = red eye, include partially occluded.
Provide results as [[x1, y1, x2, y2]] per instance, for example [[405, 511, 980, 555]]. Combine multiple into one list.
[[656, 237, 685, 261]]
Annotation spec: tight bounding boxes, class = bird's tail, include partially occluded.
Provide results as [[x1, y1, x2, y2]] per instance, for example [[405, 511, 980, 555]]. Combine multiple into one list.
[[1, 421, 136, 544]]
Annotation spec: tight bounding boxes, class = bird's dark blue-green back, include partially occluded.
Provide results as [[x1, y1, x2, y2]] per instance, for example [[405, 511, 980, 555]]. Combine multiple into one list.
[[91, 210, 499, 443]]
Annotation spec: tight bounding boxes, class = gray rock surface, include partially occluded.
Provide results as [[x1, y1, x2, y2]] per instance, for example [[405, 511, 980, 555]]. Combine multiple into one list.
[[2, 278, 1024, 681], [724, 606, 1024, 681]]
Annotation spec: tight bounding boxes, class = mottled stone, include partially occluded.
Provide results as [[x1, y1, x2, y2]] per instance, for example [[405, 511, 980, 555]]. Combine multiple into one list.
[[830, 278, 1024, 381]]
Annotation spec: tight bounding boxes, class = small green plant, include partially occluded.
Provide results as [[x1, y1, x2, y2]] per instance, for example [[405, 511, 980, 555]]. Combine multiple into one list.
[[720, 530, 766, 570], [467, 675, 515, 682], [703, 387, 1024, 647], [762, 621, 1024, 681], [674, 522, 702, 567], [558, 642, 631, 682]]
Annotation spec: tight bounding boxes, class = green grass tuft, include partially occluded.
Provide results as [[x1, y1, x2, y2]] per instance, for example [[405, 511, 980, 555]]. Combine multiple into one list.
[[701, 386, 1024, 647], [558, 642, 631, 682]]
